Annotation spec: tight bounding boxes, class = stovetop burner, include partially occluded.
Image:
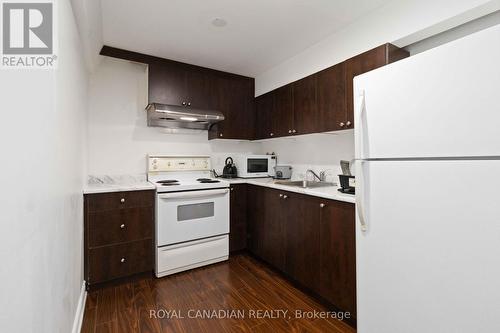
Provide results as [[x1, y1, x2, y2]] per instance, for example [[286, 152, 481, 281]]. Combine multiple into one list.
[[197, 178, 220, 184], [157, 180, 179, 184]]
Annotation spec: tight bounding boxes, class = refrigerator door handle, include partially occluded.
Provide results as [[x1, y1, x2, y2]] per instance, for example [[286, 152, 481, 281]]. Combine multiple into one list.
[[356, 89, 367, 159], [356, 160, 368, 232]]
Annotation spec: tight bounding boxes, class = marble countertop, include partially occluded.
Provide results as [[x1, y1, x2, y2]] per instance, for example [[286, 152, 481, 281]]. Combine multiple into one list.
[[83, 175, 156, 194], [224, 177, 355, 204]]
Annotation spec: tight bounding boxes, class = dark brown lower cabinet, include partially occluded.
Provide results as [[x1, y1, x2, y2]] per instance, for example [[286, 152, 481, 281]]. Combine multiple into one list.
[[284, 192, 321, 292], [319, 199, 356, 318], [247, 185, 356, 318], [247, 185, 286, 271], [84, 190, 155, 289], [87, 239, 153, 284], [229, 184, 247, 252]]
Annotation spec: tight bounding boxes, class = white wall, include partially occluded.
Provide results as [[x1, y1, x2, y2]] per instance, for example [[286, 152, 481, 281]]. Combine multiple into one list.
[[256, 131, 355, 182], [87, 57, 260, 176], [70, 0, 104, 72], [255, 0, 500, 95], [0, 1, 88, 333], [87, 57, 355, 180]]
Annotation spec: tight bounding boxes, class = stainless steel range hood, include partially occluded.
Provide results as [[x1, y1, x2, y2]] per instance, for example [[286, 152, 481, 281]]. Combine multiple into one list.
[[146, 103, 224, 130]]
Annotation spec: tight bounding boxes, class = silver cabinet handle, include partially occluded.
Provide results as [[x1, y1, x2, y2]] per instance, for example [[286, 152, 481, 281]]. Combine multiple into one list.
[[283, 195, 288, 199], [320, 203, 325, 208], [219, 133, 223, 137], [120, 258, 126, 263], [292, 129, 296, 133], [288, 130, 292, 134], [120, 198, 125, 203], [279, 194, 283, 198], [346, 121, 352, 127], [270, 133, 274, 137], [187, 102, 191, 106], [339, 122, 345, 127], [182, 101, 186, 106], [230, 187, 234, 191], [120, 224, 125, 229]]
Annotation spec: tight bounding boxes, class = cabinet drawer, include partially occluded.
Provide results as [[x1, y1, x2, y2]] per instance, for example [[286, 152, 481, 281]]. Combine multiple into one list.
[[87, 206, 153, 247], [85, 190, 154, 212], [87, 239, 152, 284]]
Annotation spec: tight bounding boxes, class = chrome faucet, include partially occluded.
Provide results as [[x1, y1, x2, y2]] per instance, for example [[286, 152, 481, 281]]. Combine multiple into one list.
[[306, 169, 323, 182]]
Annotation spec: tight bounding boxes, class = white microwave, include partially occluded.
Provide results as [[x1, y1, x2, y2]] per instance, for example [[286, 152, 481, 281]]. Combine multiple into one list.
[[234, 155, 277, 178]]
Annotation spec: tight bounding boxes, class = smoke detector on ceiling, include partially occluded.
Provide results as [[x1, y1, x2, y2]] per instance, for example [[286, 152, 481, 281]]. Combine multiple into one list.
[[211, 18, 227, 27]]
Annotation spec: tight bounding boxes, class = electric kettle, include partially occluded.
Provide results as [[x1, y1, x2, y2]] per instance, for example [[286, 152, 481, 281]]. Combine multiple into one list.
[[222, 157, 238, 178]]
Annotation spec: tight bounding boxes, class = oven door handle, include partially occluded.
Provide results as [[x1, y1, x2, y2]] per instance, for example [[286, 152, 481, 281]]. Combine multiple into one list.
[[158, 188, 229, 200]]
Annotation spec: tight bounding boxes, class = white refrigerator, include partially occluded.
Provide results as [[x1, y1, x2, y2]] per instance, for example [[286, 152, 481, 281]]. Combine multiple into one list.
[[354, 24, 500, 332]]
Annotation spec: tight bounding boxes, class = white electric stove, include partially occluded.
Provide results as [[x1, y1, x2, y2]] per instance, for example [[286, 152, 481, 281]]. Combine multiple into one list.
[[148, 155, 230, 277]]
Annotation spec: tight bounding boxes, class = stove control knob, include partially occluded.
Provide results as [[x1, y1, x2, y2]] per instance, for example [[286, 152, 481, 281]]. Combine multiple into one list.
[[120, 198, 125, 203]]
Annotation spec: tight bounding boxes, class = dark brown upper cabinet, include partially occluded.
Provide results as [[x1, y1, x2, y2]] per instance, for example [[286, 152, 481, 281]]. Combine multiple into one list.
[[273, 85, 294, 137], [344, 43, 409, 128], [99, 46, 255, 140], [293, 74, 318, 135], [208, 75, 255, 140], [255, 91, 274, 140], [254, 85, 294, 139], [148, 61, 218, 109], [148, 62, 187, 107], [316, 62, 346, 132], [253, 43, 408, 139]]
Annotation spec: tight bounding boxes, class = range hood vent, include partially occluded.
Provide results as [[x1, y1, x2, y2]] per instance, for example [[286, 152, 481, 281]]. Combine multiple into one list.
[[146, 103, 224, 130]]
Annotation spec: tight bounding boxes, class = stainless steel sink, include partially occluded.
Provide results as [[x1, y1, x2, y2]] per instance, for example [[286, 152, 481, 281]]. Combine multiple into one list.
[[274, 180, 336, 188]]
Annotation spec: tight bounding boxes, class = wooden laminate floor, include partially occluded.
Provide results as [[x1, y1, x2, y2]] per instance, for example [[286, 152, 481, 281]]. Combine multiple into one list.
[[81, 254, 356, 333]]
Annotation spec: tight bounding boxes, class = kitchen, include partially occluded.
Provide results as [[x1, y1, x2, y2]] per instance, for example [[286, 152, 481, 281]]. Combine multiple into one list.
[[1, 1, 500, 333]]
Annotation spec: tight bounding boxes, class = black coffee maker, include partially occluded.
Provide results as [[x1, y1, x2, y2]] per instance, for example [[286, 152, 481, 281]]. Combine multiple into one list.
[[222, 157, 238, 178]]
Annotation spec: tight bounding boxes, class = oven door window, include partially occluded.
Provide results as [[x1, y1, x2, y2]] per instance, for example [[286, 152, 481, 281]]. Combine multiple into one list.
[[247, 158, 268, 173], [177, 202, 215, 221]]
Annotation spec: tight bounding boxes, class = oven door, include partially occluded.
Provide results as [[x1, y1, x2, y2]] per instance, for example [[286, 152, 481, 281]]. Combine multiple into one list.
[[157, 188, 229, 246]]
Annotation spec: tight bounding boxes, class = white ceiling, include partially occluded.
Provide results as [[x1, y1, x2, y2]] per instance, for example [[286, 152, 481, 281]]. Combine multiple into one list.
[[101, 0, 392, 77]]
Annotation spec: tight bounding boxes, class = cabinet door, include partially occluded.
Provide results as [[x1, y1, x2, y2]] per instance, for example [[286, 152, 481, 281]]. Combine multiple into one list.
[[148, 62, 186, 106], [319, 200, 356, 317], [229, 184, 247, 252], [185, 69, 218, 109], [247, 185, 265, 256], [293, 75, 317, 135], [284, 192, 320, 291], [255, 92, 274, 139], [345, 44, 409, 128], [317, 63, 346, 131], [212, 76, 254, 140], [272, 85, 294, 137], [261, 188, 286, 271]]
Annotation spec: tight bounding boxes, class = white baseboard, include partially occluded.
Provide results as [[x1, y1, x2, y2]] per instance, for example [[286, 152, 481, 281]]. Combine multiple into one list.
[[71, 281, 87, 333]]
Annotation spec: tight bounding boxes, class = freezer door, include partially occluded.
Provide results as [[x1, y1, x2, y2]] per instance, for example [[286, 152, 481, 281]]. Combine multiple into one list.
[[354, 24, 500, 159], [356, 160, 500, 332]]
